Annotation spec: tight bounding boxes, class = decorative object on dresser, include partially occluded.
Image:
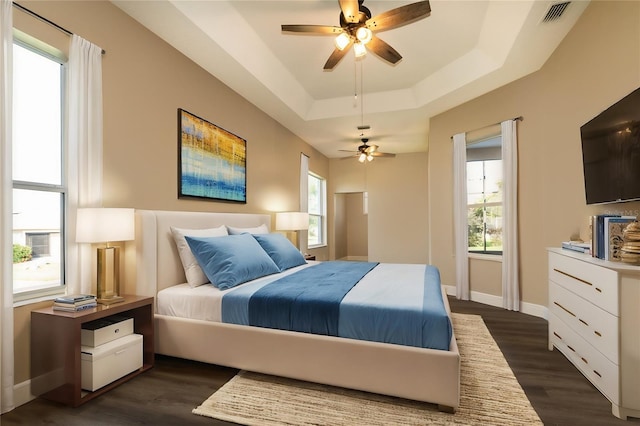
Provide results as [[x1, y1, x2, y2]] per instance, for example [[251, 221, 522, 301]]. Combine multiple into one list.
[[621, 221, 640, 264], [547, 248, 640, 420], [275, 211, 309, 251], [30, 295, 154, 407], [76, 208, 135, 305]]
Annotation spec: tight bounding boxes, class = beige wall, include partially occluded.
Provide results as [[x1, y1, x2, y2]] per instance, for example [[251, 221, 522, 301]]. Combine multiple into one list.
[[429, 0, 640, 306], [12, 1, 329, 385], [330, 152, 429, 263]]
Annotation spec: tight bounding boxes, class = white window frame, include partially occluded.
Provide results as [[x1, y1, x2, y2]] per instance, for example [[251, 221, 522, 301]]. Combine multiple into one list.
[[12, 38, 67, 302], [308, 172, 326, 248]]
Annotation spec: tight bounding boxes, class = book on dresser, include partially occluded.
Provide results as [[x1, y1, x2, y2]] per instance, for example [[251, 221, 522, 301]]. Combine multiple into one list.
[[53, 294, 97, 312], [604, 217, 636, 261]]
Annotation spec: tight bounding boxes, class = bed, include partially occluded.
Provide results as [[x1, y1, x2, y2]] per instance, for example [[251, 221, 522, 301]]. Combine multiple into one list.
[[125, 209, 460, 412]]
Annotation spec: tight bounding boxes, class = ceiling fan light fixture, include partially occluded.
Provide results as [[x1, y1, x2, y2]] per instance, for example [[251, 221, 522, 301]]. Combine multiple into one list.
[[367, 154, 374, 162], [354, 41, 367, 58], [334, 32, 351, 50], [358, 153, 367, 163], [356, 27, 372, 44]]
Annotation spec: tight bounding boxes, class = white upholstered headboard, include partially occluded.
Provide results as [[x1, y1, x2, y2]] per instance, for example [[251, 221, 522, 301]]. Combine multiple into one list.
[[126, 210, 271, 298]]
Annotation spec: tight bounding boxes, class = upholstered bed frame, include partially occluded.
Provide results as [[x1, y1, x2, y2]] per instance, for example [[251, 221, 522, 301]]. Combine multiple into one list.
[[124, 209, 460, 411]]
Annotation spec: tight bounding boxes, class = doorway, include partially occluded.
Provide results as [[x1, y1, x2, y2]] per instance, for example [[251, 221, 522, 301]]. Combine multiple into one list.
[[334, 192, 368, 261]]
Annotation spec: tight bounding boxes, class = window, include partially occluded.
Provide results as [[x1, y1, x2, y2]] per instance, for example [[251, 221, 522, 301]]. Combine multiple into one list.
[[12, 41, 66, 298], [308, 173, 326, 247], [467, 136, 502, 254]]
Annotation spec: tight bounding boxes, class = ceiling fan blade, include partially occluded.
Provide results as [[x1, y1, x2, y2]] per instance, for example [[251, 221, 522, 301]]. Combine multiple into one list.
[[367, 36, 402, 65], [281, 25, 344, 35], [324, 42, 353, 70], [371, 152, 396, 158], [339, 0, 360, 24], [366, 1, 431, 32], [338, 149, 357, 152]]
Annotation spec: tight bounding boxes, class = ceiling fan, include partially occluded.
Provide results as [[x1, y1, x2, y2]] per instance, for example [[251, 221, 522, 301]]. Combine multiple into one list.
[[281, 0, 432, 70], [340, 137, 396, 162]]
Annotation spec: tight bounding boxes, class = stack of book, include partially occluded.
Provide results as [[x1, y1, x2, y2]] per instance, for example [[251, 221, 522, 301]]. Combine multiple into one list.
[[53, 294, 97, 312]]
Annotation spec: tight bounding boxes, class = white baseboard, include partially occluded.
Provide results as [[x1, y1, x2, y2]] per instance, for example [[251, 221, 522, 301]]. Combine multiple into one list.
[[13, 379, 36, 409], [444, 285, 548, 320]]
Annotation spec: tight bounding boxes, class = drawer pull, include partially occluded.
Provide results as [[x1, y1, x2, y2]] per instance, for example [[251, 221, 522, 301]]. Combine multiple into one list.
[[594, 330, 602, 337], [595, 287, 602, 293], [554, 268, 593, 286], [567, 345, 575, 352], [553, 331, 562, 340], [579, 318, 589, 326], [554, 301, 576, 317], [594, 370, 602, 378], [581, 357, 588, 364]]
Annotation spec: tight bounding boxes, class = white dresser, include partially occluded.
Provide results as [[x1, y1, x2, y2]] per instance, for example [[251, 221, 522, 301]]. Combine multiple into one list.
[[548, 248, 640, 420]]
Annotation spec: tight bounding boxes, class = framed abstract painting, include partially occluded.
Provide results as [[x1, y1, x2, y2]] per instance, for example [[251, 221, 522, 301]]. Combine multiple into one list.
[[178, 109, 247, 203]]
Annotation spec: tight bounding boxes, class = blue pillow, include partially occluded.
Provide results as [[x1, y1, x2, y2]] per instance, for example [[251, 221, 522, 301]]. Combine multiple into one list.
[[185, 234, 279, 290], [253, 233, 307, 271]]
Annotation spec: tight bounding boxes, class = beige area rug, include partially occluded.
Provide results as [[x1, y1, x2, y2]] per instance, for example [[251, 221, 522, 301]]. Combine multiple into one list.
[[193, 313, 542, 425]]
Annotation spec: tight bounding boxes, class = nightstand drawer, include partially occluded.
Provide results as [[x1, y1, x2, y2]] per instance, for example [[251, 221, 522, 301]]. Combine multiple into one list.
[[81, 316, 134, 347], [81, 333, 143, 391]]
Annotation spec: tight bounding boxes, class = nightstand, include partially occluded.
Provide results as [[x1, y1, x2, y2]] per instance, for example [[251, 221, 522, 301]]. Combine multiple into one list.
[[305, 254, 316, 261], [31, 295, 154, 407]]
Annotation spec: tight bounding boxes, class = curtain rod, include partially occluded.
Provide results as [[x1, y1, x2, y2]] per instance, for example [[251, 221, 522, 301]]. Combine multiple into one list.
[[13, 2, 106, 54], [450, 116, 523, 140]]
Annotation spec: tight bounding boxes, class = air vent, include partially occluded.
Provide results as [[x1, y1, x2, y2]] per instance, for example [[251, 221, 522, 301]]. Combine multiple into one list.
[[542, 2, 571, 23]]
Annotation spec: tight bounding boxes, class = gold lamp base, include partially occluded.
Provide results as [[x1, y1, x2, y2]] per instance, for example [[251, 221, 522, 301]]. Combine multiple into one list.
[[97, 246, 124, 305], [97, 295, 125, 305]]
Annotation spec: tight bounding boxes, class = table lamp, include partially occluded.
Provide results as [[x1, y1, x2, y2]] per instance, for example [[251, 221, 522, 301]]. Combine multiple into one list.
[[276, 212, 309, 251], [76, 208, 134, 305]]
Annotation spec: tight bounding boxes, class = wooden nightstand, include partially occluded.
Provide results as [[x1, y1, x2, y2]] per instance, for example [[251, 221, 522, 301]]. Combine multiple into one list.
[[31, 295, 154, 407], [304, 254, 316, 261]]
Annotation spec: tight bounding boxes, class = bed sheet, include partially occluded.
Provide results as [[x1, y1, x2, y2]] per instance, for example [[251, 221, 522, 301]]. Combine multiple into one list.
[[156, 262, 317, 321]]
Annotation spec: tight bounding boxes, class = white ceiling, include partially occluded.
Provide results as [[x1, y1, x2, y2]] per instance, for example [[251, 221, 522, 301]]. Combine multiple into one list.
[[112, 0, 589, 158]]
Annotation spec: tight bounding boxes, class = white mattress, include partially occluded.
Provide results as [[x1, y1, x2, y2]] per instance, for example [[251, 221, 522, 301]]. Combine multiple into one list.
[[157, 262, 317, 322]]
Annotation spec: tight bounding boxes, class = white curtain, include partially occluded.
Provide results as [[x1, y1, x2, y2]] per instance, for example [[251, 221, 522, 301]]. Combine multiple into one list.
[[66, 35, 104, 295], [0, 0, 14, 414], [501, 119, 520, 311], [452, 132, 469, 300], [299, 153, 309, 251]]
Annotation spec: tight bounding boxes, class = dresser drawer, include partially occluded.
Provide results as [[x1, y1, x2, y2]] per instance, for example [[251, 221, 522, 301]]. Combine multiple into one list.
[[549, 282, 619, 363], [549, 251, 618, 316], [550, 313, 619, 404]]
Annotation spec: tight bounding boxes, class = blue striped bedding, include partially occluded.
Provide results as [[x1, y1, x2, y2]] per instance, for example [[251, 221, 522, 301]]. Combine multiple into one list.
[[221, 262, 452, 351]]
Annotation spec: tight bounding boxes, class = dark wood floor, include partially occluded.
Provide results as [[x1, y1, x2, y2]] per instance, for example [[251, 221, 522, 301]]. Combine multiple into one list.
[[2, 297, 638, 425]]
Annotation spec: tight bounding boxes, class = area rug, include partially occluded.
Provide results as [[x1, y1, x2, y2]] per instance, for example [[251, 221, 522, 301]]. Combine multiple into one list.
[[193, 313, 542, 425]]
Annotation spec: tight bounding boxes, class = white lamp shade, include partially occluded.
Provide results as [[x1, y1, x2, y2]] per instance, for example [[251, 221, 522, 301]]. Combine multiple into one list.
[[76, 208, 135, 243], [276, 212, 309, 231]]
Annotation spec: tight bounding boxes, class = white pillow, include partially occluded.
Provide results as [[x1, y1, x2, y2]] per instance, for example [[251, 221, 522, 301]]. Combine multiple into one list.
[[226, 224, 269, 235], [170, 225, 228, 287]]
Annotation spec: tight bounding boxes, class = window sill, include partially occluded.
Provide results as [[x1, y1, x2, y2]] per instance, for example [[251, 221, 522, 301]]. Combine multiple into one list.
[[308, 244, 327, 250], [468, 253, 503, 262], [13, 288, 65, 308]]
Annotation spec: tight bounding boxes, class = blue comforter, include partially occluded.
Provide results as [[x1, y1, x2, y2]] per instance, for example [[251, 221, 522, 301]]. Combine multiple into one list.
[[221, 262, 452, 351]]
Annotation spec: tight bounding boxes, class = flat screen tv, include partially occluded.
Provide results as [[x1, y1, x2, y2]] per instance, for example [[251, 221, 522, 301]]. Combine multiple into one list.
[[581, 87, 640, 205]]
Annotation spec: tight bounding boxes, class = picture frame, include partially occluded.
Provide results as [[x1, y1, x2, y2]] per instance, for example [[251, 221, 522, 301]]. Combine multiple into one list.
[[178, 108, 247, 203]]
